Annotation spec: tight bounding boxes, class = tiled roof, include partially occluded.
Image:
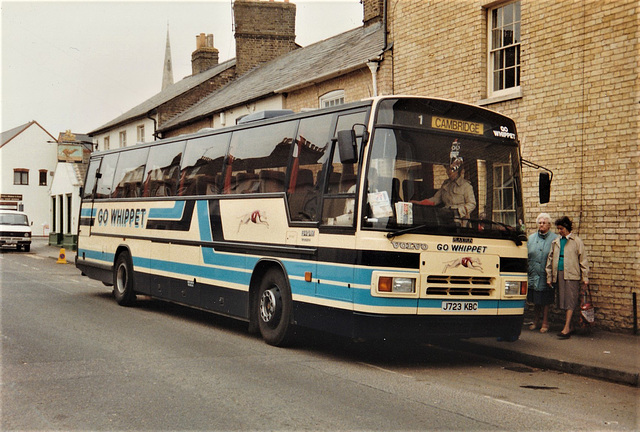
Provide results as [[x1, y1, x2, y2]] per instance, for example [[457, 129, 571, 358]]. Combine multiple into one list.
[[160, 23, 385, 132], [1, 120, 56, 148], [89, 59, 236, 135], [1, 122, 32, 147]]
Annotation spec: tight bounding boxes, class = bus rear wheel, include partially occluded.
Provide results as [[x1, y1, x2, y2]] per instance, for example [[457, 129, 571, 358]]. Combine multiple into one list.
[[257, 268, 294, 346], [113, 251, 136, 306]]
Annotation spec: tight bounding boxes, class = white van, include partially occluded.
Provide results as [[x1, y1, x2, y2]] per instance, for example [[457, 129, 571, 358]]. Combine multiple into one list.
[[0, 210, 32, 252]]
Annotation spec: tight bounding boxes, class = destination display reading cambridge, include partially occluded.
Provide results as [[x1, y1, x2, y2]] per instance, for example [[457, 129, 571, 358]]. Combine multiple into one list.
[[77, 96, 538, 346]]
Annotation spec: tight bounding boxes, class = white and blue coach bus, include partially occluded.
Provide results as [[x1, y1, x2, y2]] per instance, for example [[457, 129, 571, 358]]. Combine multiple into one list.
[[77, 96, 531, 346]]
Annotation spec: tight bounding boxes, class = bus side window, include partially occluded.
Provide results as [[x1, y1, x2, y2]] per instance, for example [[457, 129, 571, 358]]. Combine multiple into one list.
[[111, 147, 149, 198], [288, 114, 333, 221], [226, 121, 297, 195], [179, 133, 230, 196], [95, 153, 119, 199], [83, 159, 101, 200], [143, 141, 185, 197]]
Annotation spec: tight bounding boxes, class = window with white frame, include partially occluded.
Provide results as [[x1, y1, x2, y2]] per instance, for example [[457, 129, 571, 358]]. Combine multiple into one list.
[[319, 90, 345, 108], [137, 125, 145, 143], [119, 131, 126, 148], [488, 1, 521, 97], [104, 136, 110, 150]]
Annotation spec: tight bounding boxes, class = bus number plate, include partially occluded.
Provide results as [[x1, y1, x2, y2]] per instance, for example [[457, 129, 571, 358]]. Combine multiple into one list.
[[442, 301, 478, 312]]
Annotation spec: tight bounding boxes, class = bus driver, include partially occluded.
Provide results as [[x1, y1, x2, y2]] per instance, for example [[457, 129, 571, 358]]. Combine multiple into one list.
[[426, 155, 476, 222]]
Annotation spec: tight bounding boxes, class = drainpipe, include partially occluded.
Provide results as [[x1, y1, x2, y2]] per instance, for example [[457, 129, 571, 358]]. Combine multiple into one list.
[[146, 110, 158, 141], [367, 59, 380, 97], [383, 0, 388, 50]]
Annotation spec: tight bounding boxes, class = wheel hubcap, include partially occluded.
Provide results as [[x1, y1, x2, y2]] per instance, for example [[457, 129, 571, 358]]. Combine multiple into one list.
[[260, 287, 281, 326], [116, 264, 127, 295]]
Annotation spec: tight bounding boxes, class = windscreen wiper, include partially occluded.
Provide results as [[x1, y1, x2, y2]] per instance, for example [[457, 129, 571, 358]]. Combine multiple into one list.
[[386, 224, 431, 239]]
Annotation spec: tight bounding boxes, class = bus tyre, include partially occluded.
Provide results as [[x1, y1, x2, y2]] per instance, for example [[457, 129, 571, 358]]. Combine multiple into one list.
[[257, 269, 294, 346], [113, 251, 136, 306]]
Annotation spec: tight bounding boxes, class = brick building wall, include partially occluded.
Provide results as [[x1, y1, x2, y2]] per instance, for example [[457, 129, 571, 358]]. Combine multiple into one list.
[[284, 67, 391, 112], [386, 0, 639, 331]]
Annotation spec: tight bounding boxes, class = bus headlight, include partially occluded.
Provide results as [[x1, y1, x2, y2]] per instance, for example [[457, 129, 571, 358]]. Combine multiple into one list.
[[378, 276, 416, 294], [505, 281, 527, 296]]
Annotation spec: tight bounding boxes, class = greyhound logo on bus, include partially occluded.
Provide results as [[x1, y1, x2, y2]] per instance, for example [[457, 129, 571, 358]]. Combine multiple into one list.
[[442, 257, 484, 273], [237, 210, 269, 232]]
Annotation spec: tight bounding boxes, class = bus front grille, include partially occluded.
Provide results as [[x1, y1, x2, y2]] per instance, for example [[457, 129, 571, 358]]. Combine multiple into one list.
[[425, 276, 494, 296]]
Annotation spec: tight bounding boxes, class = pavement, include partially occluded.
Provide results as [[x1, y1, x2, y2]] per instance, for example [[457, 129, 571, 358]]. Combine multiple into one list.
[[34, 237, 640, 387]]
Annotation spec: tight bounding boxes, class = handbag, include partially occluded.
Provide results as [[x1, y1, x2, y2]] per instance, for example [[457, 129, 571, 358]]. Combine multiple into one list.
[[579, 286, 595, 329]]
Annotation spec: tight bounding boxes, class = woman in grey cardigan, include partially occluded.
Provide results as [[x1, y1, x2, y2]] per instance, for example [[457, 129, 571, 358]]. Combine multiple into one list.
[[527, 213, 558, 333], [546, 216, 590, 339]]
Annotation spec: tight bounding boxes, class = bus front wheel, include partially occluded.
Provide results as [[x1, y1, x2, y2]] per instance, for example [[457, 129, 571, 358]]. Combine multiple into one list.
[[257, 268, 294, 346], [113, 251, 136, 306]]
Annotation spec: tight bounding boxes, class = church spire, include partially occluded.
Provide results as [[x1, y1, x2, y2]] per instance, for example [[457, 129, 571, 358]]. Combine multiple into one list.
[[162, 23, 174, 91]]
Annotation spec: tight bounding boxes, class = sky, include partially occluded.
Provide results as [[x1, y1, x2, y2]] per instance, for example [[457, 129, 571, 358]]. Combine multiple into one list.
[[1, 0, 363, 137]]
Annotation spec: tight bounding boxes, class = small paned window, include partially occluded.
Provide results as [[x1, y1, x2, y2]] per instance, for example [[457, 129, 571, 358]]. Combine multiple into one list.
[[137, 125, 145, 143], [39, 170, 48, 186], [488, 1, 521, 96], [319, 90, 345, 108], [14, 169, 28, 185], [119, 131, 127, 148], [104, 136, 110, 150], [492, 162, 516, 226]]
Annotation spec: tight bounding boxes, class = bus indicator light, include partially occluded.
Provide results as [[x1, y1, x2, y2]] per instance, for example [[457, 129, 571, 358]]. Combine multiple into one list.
[[378, 277, 393, 292], [305, 272, 312, 282]]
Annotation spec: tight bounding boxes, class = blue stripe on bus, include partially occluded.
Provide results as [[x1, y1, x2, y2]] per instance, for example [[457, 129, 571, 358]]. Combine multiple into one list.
[[196, 200, 213, 242], [78, 224, 525, 311], [81, 208, 96, 217], [79, 246, 522, 310], [78, 248, 115, 263], [148, 201, 186, 220]]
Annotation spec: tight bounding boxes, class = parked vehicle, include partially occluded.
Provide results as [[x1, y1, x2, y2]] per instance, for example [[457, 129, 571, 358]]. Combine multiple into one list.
[[0, 210, 32, 252]]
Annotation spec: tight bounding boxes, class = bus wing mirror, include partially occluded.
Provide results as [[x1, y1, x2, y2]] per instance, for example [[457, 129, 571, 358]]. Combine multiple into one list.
[[539, 172, 551, 204], [337, 129, 357, 164]]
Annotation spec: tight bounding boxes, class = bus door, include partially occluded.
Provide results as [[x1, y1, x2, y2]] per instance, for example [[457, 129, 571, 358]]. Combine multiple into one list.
[[78, 157, 102, 239], [314, 111, 367, 303]]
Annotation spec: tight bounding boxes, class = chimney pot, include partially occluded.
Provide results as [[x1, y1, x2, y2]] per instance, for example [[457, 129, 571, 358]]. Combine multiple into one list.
[[192, 32, 219, 74]]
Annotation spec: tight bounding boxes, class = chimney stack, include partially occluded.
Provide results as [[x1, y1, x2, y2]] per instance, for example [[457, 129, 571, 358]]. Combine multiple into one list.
[[233, 0, 297, 76], [362, 0, 384, 27], [192, 33, 219, 75]]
